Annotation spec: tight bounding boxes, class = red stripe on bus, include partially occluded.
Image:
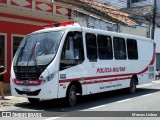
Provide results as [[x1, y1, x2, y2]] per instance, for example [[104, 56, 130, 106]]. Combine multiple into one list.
[[81, 77, 131, 85]]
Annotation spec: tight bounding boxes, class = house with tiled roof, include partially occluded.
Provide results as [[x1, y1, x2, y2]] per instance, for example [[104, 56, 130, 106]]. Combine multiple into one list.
[[55, 0, 138, 32], [0, 0, 145, 92], [55, 0, 149, 37]]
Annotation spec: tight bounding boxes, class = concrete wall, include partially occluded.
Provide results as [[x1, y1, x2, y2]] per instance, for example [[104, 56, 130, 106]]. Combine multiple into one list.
[[119, 25, 148, 37], [74, 12, 118, 32], [154, 28, 160, 69], [154, 28, 160, 53]]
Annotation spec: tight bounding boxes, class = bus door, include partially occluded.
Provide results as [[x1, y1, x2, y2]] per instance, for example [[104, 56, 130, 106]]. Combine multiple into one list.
[[59, 31, 85, 97], [85, 33, 100, 94]]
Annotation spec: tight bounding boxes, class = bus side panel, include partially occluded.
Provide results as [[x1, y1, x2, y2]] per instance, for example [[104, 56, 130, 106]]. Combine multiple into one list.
[[137, 40, 155, 85], [58, 62, 87, 98], [97, 60, 130, 93]]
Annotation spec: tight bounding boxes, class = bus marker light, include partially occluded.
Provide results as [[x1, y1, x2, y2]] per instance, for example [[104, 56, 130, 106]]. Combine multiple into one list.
[[43, 21, 74, 28]]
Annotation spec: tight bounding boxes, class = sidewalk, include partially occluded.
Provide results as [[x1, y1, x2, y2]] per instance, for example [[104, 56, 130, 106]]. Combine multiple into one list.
[[0, 92, 27, 108], [1, 80, 160, 108], [152, 79, 160, 84]]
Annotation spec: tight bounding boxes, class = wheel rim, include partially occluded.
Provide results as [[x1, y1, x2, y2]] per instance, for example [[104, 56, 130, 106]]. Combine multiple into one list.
[[69, 85, 77, 106]]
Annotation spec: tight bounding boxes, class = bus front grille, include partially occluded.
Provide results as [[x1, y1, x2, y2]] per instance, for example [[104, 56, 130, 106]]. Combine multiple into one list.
[[14, 66, 46, 80]]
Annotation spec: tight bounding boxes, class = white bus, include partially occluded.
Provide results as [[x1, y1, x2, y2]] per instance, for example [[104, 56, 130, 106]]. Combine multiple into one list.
[[10, 21, 156, 106]]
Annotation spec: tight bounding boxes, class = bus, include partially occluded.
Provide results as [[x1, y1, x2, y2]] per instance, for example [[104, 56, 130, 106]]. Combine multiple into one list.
[[10, 21, 156, 106]]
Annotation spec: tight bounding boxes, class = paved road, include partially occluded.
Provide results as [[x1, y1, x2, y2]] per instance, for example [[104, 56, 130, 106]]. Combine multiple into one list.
[[1, 81, 160, 120]]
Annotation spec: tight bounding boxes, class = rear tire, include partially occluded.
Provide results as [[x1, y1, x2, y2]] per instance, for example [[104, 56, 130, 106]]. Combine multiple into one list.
[[28, 98, 40, 104], [66, 84, 77, 107], [129, 78, 137, 94]]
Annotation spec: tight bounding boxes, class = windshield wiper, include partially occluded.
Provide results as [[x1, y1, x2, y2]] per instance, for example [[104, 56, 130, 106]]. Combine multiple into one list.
[[15, 43, 26, 66], [27, 42, 39, 67]]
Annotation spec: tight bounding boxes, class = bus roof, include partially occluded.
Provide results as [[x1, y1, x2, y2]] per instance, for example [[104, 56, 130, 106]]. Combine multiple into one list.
[[31, 23, 153, 42]]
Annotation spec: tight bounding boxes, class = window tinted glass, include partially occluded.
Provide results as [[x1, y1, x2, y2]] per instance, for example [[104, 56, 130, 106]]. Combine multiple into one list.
[[113, 37, 126, 60], [97, 35, 113, 60], [0, 36, 5, 65], [86, 33, 97, 61], [13, 36, 23, 57], [60, 31, 84, 70], [127, 39, 138, 59]]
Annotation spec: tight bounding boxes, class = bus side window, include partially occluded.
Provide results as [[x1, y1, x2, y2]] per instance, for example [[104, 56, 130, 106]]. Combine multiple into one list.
[[97, 35, 113, 60], [127, 39, 138, 60], [60, 32, 84, 70], [113, 37, 126, 60], [85, 33, 97, 62]]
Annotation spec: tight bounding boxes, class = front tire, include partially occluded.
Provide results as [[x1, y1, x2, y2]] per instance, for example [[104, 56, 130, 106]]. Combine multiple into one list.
[[67, 85, 77, 107], [129, 78, 137, 94], [28, 98, 40, 104]]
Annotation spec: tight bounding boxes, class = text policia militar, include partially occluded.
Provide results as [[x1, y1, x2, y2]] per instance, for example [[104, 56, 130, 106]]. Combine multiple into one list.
[[97, 67, 126, 73]]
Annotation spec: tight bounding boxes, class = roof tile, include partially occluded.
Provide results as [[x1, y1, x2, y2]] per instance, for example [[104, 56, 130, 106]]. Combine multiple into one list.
[[78, 0, 137, 25]]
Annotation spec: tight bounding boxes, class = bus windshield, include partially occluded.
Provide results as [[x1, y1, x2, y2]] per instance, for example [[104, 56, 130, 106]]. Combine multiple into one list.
[[14, 31, 64, 66]]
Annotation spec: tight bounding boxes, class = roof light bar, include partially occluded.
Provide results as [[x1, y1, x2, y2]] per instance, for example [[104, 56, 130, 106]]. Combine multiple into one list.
[[44, 21, 74, 28]]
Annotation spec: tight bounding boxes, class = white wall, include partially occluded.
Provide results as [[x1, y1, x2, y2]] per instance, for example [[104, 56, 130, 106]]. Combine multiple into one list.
[[157, 0, 160, 13], [119, 25, 148, 37], [93, 0, 127, 9], [154, 28, 160, 53]]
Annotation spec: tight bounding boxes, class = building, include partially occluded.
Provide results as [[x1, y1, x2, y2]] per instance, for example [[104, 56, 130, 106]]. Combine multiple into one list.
[[120, 0, 160, 69], [118, 24, 148, 37], [1, 0, 137, 91], [0, 0, 72, 91], [154, 28, 160, 68], [155, 1, 160, 68], [56, 0, 137, 29]]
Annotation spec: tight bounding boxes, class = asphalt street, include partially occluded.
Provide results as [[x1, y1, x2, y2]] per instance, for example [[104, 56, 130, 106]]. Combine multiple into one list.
[[1, 81, 160, 120]]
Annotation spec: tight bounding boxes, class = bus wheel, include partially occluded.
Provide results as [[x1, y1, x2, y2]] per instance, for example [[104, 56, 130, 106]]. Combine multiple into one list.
[[129, 78, 136, 94], [67, 84, 77, 107], [28, 98, 40, 104]]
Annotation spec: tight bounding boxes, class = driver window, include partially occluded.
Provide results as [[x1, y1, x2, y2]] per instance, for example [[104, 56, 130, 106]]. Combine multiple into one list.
[[60, 31, 84, 70]]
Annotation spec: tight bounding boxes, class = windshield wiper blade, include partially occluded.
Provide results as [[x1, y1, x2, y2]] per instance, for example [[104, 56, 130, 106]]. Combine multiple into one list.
[[15, 43, 26, 66], [26, 42, 39, 73], [27, 42, 38, 66]]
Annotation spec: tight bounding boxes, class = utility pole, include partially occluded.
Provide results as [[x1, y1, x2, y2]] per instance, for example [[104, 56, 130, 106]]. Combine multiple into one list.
[[151, 0, 156, 39]]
